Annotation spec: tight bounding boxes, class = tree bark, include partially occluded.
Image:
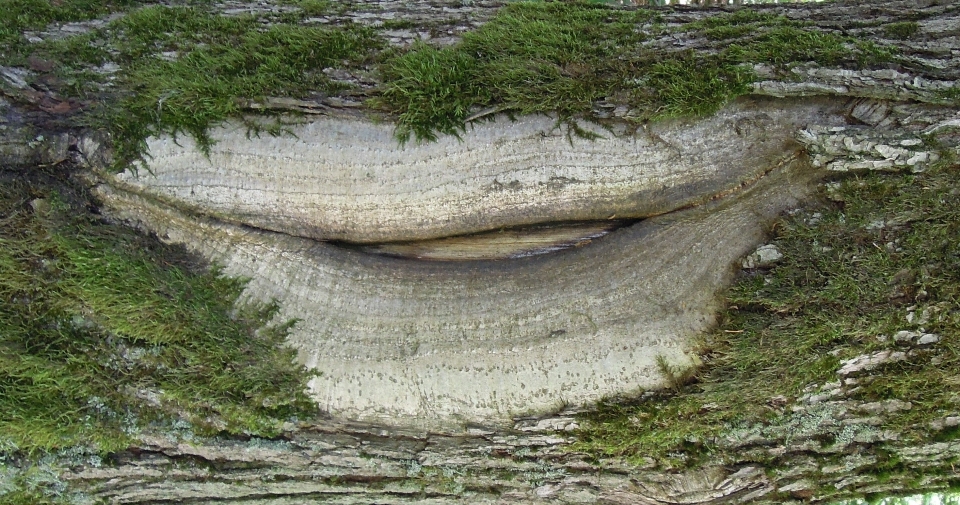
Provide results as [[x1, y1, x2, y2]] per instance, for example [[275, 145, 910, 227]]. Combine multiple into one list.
[[3, 0, 960, 503]]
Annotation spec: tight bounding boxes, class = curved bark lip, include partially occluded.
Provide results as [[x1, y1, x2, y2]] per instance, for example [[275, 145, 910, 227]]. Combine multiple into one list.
[[348, 145, 794, 262], [102, 96, 849, 245]]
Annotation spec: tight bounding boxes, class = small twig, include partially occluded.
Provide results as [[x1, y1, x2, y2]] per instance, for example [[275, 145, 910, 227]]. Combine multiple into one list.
[[465, 106, 501, 123]]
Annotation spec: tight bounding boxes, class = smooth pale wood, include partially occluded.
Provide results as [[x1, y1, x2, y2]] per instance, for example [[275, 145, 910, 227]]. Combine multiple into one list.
[[356, 221, 624, 261], [95, 146, 825, 428], [102, 97, 848, 243]]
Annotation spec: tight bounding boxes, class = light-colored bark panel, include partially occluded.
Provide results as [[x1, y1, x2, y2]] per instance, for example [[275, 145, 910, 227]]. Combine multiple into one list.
[[102, 97, 847, 243], [94, 143, 820, 427], [357, 221, 622, 261]]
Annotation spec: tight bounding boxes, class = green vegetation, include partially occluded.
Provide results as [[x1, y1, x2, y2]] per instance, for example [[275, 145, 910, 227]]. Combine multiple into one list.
[[835, 491, 960, 505], [103, 6, 381, 165], [0, 0, 137, 58], [575, 150, 960, 469], [0, 458, 73, 505], [377, 2, 654, 142], [377, 2, 897, 142], [938, 85, 960, 105], [683, 8, 795, 40], [279, 0, 331, 17], [883, 21, 920, 40], [2, 1, 901, 154], [2, 2, 383, 167], [724, 25, 894, 67], [631, 54, 752, 123], [0, 171, 317, 456], [686, 10, 895, 66]]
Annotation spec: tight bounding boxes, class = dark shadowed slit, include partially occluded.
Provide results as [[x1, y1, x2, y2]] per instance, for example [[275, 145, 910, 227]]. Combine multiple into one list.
[[336, 219, 637, 261]]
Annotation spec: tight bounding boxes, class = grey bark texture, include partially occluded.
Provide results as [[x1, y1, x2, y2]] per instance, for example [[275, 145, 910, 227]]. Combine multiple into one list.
[[63, 406, 960, 505], [3, 0, 960, 503]]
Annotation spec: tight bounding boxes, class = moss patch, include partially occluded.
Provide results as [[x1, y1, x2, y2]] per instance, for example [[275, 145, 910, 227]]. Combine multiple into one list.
[[3, 3, 383, 167], [106, 8, 381, 165], [4, 1, 901, 156], [938, 85, 960, 106], [835, 491, 960, 504], [0, 0, 137, 57], [883, 21, 920, 40], [377, 2, 897, 143], [0, 169, 317, 456], [377, 2, 654, 142]]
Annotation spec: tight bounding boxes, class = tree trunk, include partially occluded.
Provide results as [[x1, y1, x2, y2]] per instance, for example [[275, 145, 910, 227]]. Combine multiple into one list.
[[2, 0, 959, 503]]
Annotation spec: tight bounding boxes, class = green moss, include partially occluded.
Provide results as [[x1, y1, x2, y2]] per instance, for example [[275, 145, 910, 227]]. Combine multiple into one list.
[[6, 4, 383, 167], [285, 0, 331, 17], [576, 394, 727, 466], [0, 0, 137, 59], [883, 21, 919, 40], [98, 6, 382, 165], [378, 43, 485, 143], [379, 19, 419, 30], [838, 492, 960, 505], [686, 8, 791, 30], [631, 53, 753, 121], [701, 24, 754, 41], [934, 426, 960, 443], [0, 488, 64, 505], [378, 2, 898, 143], [0, 173, 318, 455], [938, 85, 960, 105], [725, 26, 849, 66], [377, 1, 654, 143], [685, 9, 799, 40], [115, 24, 379, 164], [681, 7, 897, 70], [4, 1, 903, 156]]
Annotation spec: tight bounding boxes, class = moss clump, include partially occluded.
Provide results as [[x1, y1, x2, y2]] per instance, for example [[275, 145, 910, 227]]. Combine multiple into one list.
[[101, 6, 381, 166], [884, 21, 920, 40], [684, 9, 895, 67], [938, 86, 960, 106], [575, 152, 960, 465], [630, 53, 753, 122], [0, 0, 137, 58], [0, 486, 63, 505], [684, 8, 796, 40], [0, 171, 317, 455], [5, 3, 383, 167], [378, 1, 654, 142], [279, 0, 331, 17], [378, 2, 898, 143], [726, 26, 855, 66]]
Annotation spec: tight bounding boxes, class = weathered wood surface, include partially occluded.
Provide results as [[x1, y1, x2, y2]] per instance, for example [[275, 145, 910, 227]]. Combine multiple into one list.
[[3, 0, 960, 503], [101, 100, 841, 243], [63, 406, 960, 504], [93, 125, 819, 427]]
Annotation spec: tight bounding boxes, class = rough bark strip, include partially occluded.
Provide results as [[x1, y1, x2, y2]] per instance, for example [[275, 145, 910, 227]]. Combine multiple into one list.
[[62, 412, 960, 504]]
